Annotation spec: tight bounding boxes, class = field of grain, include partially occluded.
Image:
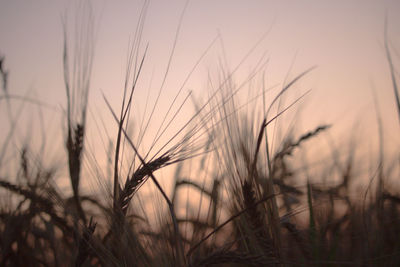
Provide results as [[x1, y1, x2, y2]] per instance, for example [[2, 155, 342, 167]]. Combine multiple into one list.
[[1, 1, 400, 266]]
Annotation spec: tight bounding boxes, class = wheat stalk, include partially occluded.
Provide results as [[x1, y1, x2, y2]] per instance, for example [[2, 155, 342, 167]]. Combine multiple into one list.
[[118, 155, 170, 215]]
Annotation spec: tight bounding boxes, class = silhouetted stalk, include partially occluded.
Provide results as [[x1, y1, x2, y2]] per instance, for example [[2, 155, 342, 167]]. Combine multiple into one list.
[[384, 18, 400, 124], [105, 97, 186, 267], [62, 2, 95, 224]]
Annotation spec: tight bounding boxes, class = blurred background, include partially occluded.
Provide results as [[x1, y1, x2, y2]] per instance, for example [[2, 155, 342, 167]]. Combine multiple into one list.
[[1, 1, 400, 265]]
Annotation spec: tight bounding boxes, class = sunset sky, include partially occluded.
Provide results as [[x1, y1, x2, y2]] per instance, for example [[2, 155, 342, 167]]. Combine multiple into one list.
[[0, 0, 399, 182]]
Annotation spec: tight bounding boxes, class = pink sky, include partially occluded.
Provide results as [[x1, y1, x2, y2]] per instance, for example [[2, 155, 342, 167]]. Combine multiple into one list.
[[0, 0, 399, 191]]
